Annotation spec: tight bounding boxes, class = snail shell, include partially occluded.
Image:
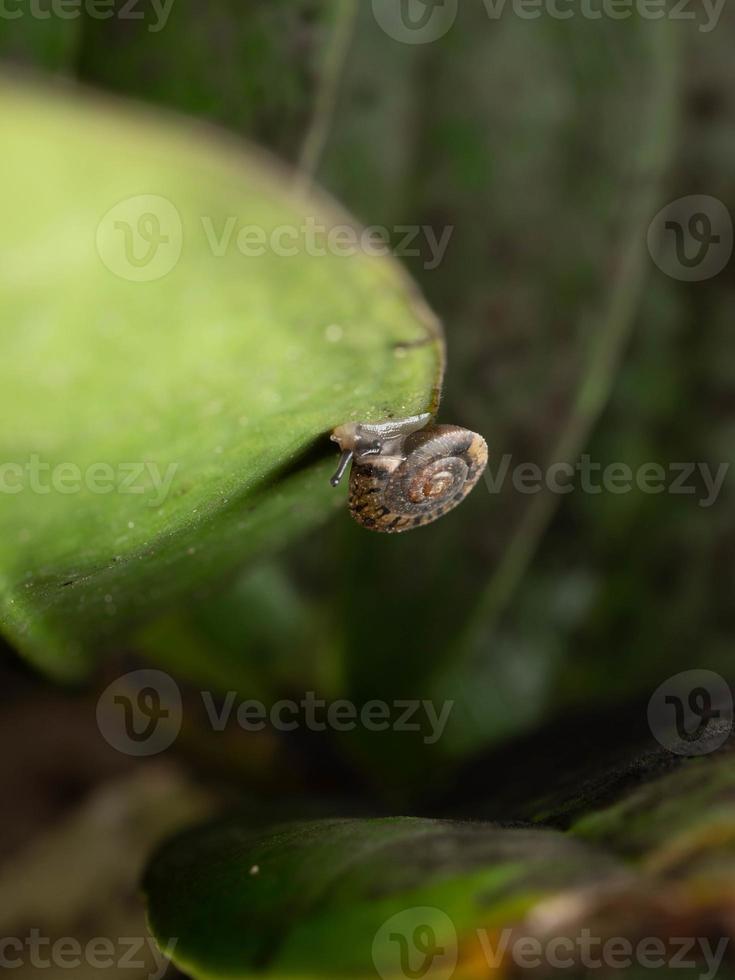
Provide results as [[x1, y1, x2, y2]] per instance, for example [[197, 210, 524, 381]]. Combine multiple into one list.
[[330, 413, 488, 533]]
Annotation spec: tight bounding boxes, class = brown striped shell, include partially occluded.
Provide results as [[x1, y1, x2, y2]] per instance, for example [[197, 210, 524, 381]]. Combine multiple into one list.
[[330, 414, 488, 533]]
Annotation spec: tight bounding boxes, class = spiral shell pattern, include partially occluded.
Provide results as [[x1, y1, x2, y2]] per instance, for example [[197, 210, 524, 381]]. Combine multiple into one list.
[[348, 425, 488, 533]]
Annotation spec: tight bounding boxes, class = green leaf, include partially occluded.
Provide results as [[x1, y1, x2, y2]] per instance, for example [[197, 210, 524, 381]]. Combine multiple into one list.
[[0, 80, 442, 679], [572, 750, 735, 869], [145, 747, 735, 979], [144, 816, 619, 980]]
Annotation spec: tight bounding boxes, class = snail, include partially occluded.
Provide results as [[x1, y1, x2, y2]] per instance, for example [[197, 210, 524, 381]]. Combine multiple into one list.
[[330, 413, 488, 533]]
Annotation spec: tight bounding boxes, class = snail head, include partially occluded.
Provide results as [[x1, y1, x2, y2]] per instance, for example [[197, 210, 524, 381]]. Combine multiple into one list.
[[329, 414, 432, 487]]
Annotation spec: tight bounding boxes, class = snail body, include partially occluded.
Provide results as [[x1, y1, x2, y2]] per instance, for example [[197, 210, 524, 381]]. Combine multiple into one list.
[[330, 414, 488, 533]]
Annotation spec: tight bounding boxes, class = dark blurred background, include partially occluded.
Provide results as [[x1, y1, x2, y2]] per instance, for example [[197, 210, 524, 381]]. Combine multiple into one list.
[[1, 1, 733, 975]]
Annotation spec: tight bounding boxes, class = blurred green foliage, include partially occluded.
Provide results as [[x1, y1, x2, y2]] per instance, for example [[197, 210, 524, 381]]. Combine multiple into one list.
[[3, 3, 735, 977], [5, 0, 732, 784]]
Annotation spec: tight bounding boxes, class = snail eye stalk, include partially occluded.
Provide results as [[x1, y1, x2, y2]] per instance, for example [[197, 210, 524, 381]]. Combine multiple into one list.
[[330, 450, 353, 487]]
